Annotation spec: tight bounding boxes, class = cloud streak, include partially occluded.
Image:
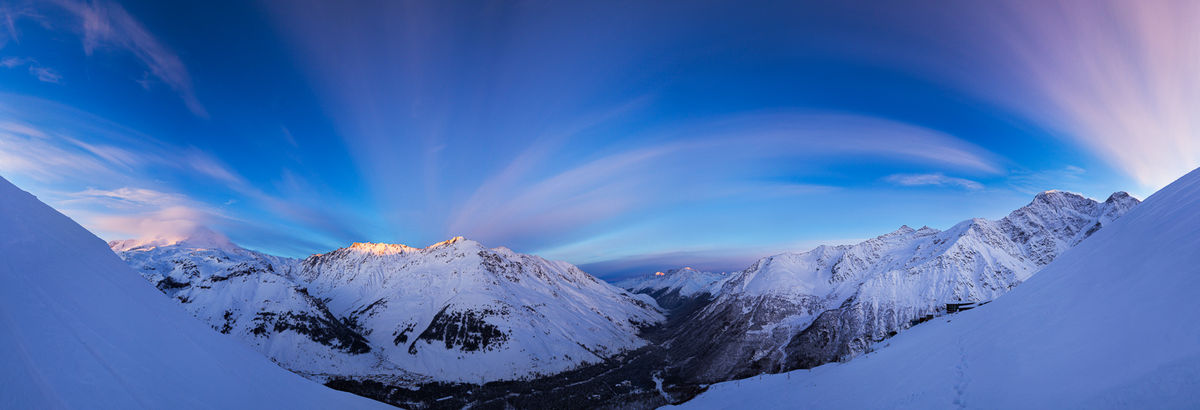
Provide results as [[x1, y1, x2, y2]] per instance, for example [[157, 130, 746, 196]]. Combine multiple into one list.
[[48, 0, 207, 117], [885, 173, 983, 190], [0, 93, 367, 255], [910, 0, 1200, 190], [448, 113, 1005, 252], [0, 57, 62, 83]]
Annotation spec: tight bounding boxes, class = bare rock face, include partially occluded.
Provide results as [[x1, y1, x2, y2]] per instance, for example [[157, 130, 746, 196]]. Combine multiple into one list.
[[113, 235, 664, 385], [110, 235, 391, 377], [654, 190, 1139, 384]]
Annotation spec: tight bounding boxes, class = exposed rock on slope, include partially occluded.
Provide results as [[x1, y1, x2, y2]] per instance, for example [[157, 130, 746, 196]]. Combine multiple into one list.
[[668, 190, 1138, 382], [112, 235, 664, 385], [294, 237, 664, 382], [0, 175, 387, 409], [615, 267, 730, 310], [676, 169, 1200, 409], [111, 234, 397, 378]]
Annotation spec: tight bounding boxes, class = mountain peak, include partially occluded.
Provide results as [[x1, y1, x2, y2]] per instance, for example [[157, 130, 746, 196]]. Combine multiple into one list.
[[429, 236, 474, 248], [347, 242, 418, 254], [1105, 191, 1135, 204], [109, 226, 238, 252], [343, 236, 484, 255], [879, 225, 916, 238], [175, 226, 237, 249], [1033, 189, 1085, 202]]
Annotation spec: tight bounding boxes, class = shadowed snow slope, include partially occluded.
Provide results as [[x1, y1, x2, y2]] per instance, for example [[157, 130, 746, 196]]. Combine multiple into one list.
[[110, 234, 664, 384], [664, 190, 1137, 383], [673, 167, 1200, 409], [0, 176, 388, 409]]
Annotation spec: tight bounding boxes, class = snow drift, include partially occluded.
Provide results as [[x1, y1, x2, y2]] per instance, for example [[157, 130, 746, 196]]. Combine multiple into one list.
[[673, 167, 1200, 409], [0, 176, 387, 409]]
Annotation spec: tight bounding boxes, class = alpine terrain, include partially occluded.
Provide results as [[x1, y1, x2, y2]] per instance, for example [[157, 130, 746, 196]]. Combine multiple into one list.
[[627, 190, 1138, 385], [110, 233, 664, 393], [0, 175, 388, 409], [675, 166, 1200, 409], [615, 267, 731, 310], [105, 187, 1142, 409]]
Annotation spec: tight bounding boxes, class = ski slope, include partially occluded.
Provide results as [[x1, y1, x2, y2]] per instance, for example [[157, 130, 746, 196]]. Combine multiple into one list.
[[0, 176, 389, 409], [673, 167, 1200, 409]]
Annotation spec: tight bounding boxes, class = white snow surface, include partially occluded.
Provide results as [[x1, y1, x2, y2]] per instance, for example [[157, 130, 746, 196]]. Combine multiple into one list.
[[0, 176, 388, 409], [672, 168, 1200, 409], [111, 237, 404, 379], [295, 238, 665, 382], [112, 234, 665, 384], [615, 267, 731, 298], [670, 190, 1138, 380]]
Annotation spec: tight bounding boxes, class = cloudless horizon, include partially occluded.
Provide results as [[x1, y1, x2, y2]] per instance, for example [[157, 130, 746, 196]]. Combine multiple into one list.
[[2, 0, 1196, 278]]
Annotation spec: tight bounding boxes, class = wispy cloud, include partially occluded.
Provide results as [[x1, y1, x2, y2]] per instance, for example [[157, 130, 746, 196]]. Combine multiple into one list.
[[0, 120, 129, 183], [0, 56, 25, 67], [0, 57, 62, 83], [89, 206, 217, 243], [914, 0, 1200, 190], [60, 186, 223, 241], [48, 0, 207, 117], [73, 187, 188, 208], [28, 65, 60, 83], [885, 173, 983, 190], [0, 5, 31, 48], [448, 113, 1005, 251], [0, 94, 367, 255]]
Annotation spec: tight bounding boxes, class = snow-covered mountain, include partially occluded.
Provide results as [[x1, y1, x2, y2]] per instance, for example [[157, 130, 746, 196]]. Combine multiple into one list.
[[112, 234, 664, 385], [675, 169, 1200, 409], [294, 237, 664, 382], [615, 267, 730, 310], [0, 176, 387, 409], [109, 231, 405, 379], [667, 190, 1138, 382]]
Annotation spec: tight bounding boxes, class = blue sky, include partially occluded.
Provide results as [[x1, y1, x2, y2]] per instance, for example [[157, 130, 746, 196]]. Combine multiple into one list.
[[1, 0, 1195, 278]]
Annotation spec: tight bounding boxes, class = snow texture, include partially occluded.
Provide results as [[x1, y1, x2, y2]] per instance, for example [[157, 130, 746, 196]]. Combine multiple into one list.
[[294, 238, 665, 382], [112, 235, 665, 384], [672, 167, 1200, 409], [668, 190, 1138, 381], [615, 267, 731, 299], [0, 176, 388, 409]]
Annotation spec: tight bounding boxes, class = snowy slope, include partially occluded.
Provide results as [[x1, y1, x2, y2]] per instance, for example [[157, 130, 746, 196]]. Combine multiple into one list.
[[111, 234, 405, 379], [669, 190, 1138, 381], [615, 267, 730, 310], [0, 176, 388, 409], [616, 267, 730, 298], [674, 168, 1200, 409], [113, 235, 664, 384], [295, 238, 665, 382]]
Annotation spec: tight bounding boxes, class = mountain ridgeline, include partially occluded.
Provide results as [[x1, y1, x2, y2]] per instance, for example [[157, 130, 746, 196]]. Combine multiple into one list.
[[110, 234, 664, 407], [673, 169, 1200, 409], [620, 190, 1138, 383], [108, 189, 1138, 408], [0, 176, 388, 409]]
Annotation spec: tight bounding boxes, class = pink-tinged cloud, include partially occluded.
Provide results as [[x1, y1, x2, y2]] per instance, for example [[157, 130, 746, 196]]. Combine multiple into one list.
[[89, 205, 213, 243], [48, 0, 207, 117], [0, 95, 369, 253], [447, 113, 1005, 251], [917, 0, 1200, 191]]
